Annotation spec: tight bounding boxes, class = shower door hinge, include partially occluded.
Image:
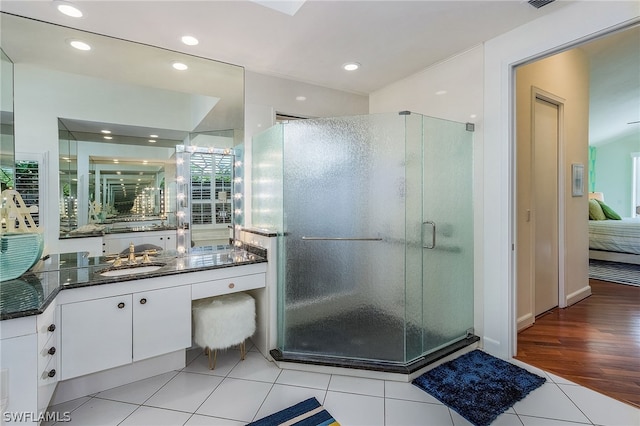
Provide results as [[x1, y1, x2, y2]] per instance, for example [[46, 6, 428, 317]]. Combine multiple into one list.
[[466, 328, 475, 338], [398, 110, 411, 115], [465, 123, 475, 132]]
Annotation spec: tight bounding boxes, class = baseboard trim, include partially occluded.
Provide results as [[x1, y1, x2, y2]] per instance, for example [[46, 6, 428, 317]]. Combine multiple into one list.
[[566, 284, 592, 306]]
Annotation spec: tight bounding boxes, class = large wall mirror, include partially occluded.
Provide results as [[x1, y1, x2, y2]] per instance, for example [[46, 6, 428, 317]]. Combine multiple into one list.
[[0, 48, 14, 193], [0, 12, 244, 250]]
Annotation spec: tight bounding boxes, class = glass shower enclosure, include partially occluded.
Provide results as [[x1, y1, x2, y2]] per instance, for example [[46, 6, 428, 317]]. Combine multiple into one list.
[[252, 112, 474, 369]]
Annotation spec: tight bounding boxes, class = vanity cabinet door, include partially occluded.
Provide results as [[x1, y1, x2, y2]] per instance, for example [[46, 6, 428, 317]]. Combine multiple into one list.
[[132, 285, 191, 362], [141, 231, 176, 251], [61, 295, 133, 380]]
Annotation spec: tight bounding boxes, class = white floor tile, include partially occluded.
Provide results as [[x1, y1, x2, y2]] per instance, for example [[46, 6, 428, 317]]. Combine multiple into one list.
[[449, 408, 522, 426], [328, 374, 385, 397], [323, 390, 384, 426], [182, 349, 242, 377], [44, 350, 637, 426], [253, 383, 327, 421], [184, 414, 246, 425], [196, 377, 273, 422], [119, 406, 192, 426], [544, 372, 581, 386], [558, 383, 640, 426], [384, 380, 442, 404], [62, 398, 137, 425], [519, 415, 591, 425], [483, 412, 524, 426], [227, 351, 282, 383], [144, 372, 223, 413], [512, 382, 591, 424], [94, 371, 178, 405], [46, 396, 92, 415], [276, 369, 331, 390], [385, 398, 453, 426]]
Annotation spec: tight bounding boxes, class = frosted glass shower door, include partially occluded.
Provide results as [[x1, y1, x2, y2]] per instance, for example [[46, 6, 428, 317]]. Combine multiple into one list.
[[280, 114, 409, 363], [421, 117, 474, 354]]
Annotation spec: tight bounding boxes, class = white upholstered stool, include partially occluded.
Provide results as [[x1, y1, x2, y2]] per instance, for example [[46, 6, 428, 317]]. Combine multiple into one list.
[[192, 292, 256, 370]]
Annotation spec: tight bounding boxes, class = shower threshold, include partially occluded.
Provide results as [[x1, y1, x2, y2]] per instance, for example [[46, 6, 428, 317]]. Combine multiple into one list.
[[270, 334, 480, 375]]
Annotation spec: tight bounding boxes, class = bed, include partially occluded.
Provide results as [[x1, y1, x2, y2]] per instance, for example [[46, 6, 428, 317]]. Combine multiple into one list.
[[589, 218, 640, 264], [589, 193, 640, 264]]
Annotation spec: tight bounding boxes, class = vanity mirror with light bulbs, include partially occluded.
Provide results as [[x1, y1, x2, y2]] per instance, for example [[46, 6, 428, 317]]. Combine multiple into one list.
[[0, 12, 245, 253]]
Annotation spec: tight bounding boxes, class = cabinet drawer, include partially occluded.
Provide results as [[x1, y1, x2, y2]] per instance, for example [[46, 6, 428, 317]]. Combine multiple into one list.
[[192, 273, 265, 300]]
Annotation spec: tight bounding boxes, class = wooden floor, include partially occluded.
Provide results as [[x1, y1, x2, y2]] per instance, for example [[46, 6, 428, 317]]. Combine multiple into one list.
[[515, 279, 640, 409]]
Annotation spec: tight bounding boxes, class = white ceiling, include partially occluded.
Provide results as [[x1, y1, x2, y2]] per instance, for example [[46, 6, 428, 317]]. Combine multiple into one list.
[[0, 0, 638, 145]]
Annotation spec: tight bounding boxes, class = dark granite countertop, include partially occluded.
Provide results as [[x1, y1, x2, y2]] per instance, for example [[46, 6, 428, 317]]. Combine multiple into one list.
[[0, 245, 266, 321]]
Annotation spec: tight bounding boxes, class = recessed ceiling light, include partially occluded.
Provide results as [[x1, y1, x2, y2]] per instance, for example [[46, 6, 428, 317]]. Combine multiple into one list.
[[470, 114, 477, 119], [181, 35, 199, 46], [69, 40, 91, 51], [295, 96, 307, 101], [101, 129, 111, 134], [435, 90, 447, 95], [103, 136, 113, 140], [149, 134, 159, 138], [343, 62, 360, 71], [148, 139, 157, 143], [55, 1, 83, 18], [172, 62, 188, 71]]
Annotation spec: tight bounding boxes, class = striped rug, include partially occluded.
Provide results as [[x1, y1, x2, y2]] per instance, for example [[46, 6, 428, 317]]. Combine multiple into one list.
[[247, 397, 340, 426], [588, 259, 640, 287]]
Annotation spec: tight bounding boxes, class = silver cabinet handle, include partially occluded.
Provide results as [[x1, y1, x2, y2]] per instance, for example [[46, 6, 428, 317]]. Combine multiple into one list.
[[423, 221, 436, 249]]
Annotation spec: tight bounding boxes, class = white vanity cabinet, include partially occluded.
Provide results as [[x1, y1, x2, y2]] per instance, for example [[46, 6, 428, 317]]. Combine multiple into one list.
[[60, 294, 132, 380], [102, 230, 176, 254], [0, 318, 38, 419], [0, 300, 58, 423], [60, 285, 191, 380], [132, 286, 191, 362]]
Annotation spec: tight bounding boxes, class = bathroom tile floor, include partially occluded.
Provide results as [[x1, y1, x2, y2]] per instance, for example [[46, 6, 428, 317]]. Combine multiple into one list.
[[45, 343, 640, 426]]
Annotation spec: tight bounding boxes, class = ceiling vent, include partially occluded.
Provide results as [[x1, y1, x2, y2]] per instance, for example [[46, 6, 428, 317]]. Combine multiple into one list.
[[528, 0, 555, 8]]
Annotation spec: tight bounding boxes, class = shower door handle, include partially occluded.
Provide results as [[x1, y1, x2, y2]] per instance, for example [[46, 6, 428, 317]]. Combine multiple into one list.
[[423, 221, 436, 249], [301, 237, 383, 241]]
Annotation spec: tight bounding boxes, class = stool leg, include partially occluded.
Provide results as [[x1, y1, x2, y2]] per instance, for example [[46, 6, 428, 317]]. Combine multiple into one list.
[[240, 340, 246, 360], [207, 348, 218, 370]]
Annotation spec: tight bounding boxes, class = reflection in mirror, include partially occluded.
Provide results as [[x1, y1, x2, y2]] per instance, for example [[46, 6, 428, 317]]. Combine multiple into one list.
[[58, 119, 183, 235], [0, 48, 14, 192], [1, 13, 244, 248]]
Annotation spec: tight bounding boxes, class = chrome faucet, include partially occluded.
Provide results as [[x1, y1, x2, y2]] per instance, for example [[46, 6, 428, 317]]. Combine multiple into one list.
[[128, 242, 137, 264]]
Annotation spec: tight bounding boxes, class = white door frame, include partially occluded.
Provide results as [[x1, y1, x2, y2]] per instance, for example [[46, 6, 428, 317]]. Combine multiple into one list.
[[530, 87, 566, 315]]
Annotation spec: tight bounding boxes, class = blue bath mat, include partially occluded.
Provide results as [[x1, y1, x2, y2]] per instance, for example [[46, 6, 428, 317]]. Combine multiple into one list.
[[412, 350, 545, 426], [247, 397, 340, 426]]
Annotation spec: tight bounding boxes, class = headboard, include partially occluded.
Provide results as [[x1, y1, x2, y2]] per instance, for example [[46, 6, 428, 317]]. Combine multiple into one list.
[[588, 192, 604, 202]]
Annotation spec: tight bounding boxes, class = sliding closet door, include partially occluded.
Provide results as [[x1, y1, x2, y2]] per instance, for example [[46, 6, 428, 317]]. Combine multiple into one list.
[[533, 97, 559, 316]]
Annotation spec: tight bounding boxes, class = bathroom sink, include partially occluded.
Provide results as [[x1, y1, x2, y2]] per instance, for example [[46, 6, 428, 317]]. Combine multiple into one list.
[[99, 263, 165, 277]]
